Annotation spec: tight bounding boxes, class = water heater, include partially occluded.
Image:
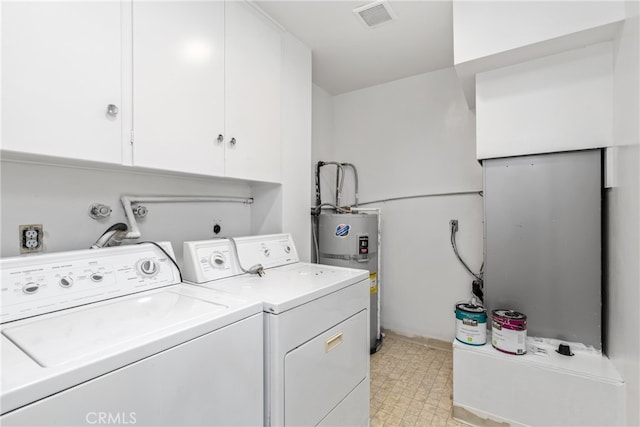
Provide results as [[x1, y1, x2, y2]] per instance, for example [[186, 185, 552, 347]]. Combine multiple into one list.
[[318, 212, 380, 352]]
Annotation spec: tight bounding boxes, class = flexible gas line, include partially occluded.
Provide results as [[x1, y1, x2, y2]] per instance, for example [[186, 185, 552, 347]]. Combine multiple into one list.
[[450, 222, 482, 281]]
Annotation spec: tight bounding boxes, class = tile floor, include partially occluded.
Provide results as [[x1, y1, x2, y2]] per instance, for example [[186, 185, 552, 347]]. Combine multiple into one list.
[[369, 334, 466, 427]]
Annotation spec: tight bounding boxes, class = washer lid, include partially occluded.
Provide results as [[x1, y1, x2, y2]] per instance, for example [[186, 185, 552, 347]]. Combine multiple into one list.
[[197, 262, 369, 314], [1, 284, 263, 416], [3, 289, 227, 367]]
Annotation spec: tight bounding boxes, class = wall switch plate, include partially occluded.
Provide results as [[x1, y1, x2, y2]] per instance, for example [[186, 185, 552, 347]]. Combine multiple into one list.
[[19, 224, 43, 254]]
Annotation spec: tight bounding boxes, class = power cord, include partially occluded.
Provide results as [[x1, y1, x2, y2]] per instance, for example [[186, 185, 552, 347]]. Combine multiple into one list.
[[227, 237, 265, 277], [137, 241, 183, 283]]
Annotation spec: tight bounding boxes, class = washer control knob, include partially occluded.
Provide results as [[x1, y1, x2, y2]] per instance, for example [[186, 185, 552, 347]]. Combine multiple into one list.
[[91, 273, 104, 282], [284, 245, 291, 254], [59, 276, 74, 288], [22, 282, 40, 294], [209, 252, 226, 269], [139, 259, 158, 276], [263, 249, 271, 257]]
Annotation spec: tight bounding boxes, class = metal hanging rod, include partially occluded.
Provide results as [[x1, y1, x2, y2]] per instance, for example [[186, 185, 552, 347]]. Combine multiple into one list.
[[357, 190, 482, 207], [120, 195, 254, 240]]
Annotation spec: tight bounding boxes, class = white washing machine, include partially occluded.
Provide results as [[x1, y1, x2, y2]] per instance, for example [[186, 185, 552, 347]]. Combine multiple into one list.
[[1, 243, 264, 426], [183, 234, 371, 427]]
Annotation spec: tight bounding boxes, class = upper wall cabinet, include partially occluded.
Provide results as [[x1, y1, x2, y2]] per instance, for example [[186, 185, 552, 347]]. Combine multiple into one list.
[[224, 2, 282, 183], [132, 1, 282, 183], [2, 2, 124, 164], [132, 1, 226, 177]]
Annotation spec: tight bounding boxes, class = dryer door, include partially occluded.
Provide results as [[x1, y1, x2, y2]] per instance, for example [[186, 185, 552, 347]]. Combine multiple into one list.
[[284, 309, 368, 426]]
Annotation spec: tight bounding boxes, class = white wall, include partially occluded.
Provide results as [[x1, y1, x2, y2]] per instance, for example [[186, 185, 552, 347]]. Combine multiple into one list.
[[476, 41, 614, 159], [280, 33, 312, 262], [325, 68, 482, 341], [311, 84, 338, 261], [311, 84, 337, 208], [607, 8, 639, 426], [453, 0, 626, 64], [312, 85, 335, 164], [0, 160, 253, 264]]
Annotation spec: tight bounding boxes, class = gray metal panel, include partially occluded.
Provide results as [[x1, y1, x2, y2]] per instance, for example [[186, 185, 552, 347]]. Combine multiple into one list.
[[483, 150, 602, 348]]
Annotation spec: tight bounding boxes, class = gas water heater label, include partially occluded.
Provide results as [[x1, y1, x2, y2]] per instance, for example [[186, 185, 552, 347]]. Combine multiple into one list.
[[370, 272, 378, 294], [335, 224, 350, 237]]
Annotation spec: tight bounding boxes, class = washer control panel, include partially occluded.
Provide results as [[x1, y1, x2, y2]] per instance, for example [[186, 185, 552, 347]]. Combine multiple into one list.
[[1, 243, 178, 323], [183, 234, 299, 284]]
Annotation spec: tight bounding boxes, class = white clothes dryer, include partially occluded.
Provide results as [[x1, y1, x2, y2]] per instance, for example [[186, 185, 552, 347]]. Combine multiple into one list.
[[1, 243, 263, 427], [183, 234, 371, 427]]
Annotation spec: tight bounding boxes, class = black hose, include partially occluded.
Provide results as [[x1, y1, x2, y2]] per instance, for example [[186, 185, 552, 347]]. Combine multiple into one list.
[[103, 222, 128, 233], [91, 222, 129, 249]]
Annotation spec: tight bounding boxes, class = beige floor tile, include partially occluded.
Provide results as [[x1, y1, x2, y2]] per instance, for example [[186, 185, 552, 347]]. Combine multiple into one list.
[[371, 336, 454, 427], [419, 405, 437, 418], [384, 416, 403, 426], [430, 415, 449, 427], [435, 407, 451, 419], [404, 403, 422, 417], [386, 393, 401, 404], [373, 410, 391, 422], [401, 413, 419, 426], [389, 406, 406, 419], [418, 415, 434, 426]]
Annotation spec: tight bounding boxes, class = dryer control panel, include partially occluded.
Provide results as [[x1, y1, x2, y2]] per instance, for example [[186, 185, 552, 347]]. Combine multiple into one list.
[[233, 234, 298, 270], [183, 239, 238, 283], [1, 243, 178, 323], [183, 234, 299, 284]]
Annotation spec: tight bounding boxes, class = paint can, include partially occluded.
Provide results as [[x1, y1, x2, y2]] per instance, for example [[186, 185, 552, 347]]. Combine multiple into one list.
[[455, 303, 487, 346], [491, 309, 527, 355]]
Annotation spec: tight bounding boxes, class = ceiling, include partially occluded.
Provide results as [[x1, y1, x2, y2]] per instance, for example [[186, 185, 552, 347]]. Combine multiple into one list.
[[257, 1, 454, 95]]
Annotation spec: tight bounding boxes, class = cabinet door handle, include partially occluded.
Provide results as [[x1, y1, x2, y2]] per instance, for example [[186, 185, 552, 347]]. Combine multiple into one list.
[[216, 134, 224, 143], [230, 137, 237, 146], [106, 104, 119, 117]]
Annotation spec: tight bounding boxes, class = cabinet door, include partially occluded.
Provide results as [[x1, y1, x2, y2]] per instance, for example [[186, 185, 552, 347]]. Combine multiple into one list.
[[2, 2, 123, 164], [225, 2, 282, 183], [132, 1, 225, 176]]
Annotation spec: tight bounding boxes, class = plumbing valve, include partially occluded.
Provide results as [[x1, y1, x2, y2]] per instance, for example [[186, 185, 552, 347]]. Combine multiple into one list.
[[132, 205, 149, 218], [89, 203, 112, 220]]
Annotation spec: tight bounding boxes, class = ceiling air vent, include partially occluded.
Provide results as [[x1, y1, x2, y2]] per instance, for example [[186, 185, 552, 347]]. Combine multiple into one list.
[[353, 0, 397, 29]]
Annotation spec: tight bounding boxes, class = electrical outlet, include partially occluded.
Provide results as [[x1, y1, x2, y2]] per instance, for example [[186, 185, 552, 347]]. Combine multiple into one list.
[[450, 219, 458, 232], [19, 224, 43, 254]]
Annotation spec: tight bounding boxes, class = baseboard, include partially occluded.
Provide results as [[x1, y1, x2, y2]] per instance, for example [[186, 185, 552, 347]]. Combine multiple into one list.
[[381, 328, 452, 352], [452, 405, 522, 427]]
